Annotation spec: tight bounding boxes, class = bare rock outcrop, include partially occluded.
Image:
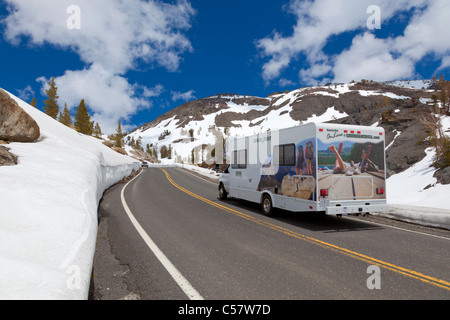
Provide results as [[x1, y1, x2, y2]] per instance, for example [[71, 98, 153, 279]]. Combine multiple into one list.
[[128, 148, 154, 161], [0, 89, 40, 142]]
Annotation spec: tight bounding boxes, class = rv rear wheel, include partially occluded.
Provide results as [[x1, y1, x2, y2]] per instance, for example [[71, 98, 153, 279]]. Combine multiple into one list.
[[261, 194, 274, 216], [219, 184, 228, 200]]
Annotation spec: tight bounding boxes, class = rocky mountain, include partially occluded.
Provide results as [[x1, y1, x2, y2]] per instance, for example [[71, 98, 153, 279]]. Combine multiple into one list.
[[127, 80, 448, 182]]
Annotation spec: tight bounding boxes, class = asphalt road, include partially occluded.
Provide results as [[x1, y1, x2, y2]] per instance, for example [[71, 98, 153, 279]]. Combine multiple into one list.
[[91, 166, 450, 300]]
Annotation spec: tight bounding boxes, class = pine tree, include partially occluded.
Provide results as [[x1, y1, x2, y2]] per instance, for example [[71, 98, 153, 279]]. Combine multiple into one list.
[[59, 103, 72, 126], [43, 77, 60, 119], [424, 75, 450, 168], [30, 97, 37, 108], [114, 121, 124, 148], [93, 122, 102, 138], [437, 75, 449, 115], [153, 145, 158, 159], [160, 145, 168, 158], [136, 136, 142, 150], [74, 99, 93, 135]]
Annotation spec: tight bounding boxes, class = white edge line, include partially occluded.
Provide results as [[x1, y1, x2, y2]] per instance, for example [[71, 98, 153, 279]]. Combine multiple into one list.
[[349, 216, 450, 241], [120, 169, 204, 300]]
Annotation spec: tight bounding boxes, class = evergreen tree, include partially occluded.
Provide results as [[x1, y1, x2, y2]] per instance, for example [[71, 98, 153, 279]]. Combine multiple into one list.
[[160, 145, 168, 158], [59, 103, 72, 126], [437, 75, 449, 115], [30, 97, 37, 108], [74, 99, 93, 135], [93, 122, 102, 138], [152, 145, 158, 159], [43, 77, 60, 119], [424, 75, 450, 169], [136, 136, 142, 150], [114, 121, 124, 148]]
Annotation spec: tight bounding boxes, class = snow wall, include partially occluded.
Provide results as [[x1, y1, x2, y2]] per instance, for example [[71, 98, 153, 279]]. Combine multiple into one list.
[[0, 90, 139, 299]]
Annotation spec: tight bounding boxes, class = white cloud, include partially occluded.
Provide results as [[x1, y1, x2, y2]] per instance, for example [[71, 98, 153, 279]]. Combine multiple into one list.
[[16, 85, 35, 102], [37, 64, 165, 133], [278, 78, 295, 87], [299, 63, 333, 86], [171, 89, 196, 102], [392, 1, 450, 61], [4, 0, 195, 73], [333, 0, 450, 83], [3, 0, 195, 133], [438, 57, 450, 73], [256, 0, 449, 85], [333, 33, 415, 83]]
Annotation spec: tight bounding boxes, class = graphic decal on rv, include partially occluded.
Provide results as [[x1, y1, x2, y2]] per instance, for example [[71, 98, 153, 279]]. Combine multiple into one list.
[[317, 139, 386, 201], [257, 138, 317, 201]]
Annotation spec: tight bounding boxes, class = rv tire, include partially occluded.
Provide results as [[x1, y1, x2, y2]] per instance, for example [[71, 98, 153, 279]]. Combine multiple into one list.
[[219, 183, 228, 200], [261, 194, 274, 217]]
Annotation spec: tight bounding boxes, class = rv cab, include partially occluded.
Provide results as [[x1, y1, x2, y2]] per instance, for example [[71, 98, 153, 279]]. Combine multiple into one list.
[[218, 165, 230, 200]]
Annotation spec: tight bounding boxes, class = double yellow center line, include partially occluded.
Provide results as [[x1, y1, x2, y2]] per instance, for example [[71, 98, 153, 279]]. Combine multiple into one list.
[[161, 168, 450, 292]]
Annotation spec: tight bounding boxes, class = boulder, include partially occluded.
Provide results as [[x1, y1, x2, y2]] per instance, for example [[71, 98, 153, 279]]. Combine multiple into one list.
[[434, 167, 450, 185], [0, 89, 40, 142], [0, 146, 18, 166], [102, 140, 114, 148], [128, 148, 154, 161]]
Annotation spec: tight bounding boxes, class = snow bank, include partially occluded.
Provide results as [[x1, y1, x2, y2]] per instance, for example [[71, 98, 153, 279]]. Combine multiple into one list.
[[377, 205, 450, 230], [385, 147, 450, 229], [0, 90, 139, 300]]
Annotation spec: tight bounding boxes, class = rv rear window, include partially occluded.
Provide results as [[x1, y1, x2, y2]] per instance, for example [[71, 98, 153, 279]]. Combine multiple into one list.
[[274, 144, 295, 166], [232, 149, 247, 169]]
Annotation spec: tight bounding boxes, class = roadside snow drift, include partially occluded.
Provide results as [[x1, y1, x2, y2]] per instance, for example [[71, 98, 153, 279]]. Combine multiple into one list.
[[385, 147, 450, 229], [0, 90, 139, 300]]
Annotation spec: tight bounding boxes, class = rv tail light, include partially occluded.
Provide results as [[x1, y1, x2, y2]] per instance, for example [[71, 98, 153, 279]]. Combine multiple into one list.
[[321, 189, 329, 197], [376, 188, 384, 195]]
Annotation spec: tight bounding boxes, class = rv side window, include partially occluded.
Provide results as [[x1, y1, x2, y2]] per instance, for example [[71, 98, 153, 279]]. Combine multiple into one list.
[[274, 144, 295, 166], [232, 149, 247, 169]]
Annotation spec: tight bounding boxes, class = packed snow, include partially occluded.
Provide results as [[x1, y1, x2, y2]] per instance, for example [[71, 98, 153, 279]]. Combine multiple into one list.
[[384, 80, 434, 90], [358, 90, 409, 100], [385, 147, 450, 229], [0, 90, 139, 300]]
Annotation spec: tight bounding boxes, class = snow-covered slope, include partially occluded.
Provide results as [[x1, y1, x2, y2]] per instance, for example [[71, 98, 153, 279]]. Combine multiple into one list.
[[0, 90, 139, 299], [383, 79, 434, 90], [385, 146, 450, 228]]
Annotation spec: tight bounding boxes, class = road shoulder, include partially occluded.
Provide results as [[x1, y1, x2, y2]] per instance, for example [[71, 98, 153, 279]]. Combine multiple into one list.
[[90, 202, 141, 300]]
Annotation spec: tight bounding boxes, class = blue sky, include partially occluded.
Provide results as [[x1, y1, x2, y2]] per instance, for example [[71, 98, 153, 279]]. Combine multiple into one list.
[[1, 0, 449, 134]]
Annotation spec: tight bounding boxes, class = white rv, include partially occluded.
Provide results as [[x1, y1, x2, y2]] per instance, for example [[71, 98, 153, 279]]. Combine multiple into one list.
[[218, 122, 389, 216]]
